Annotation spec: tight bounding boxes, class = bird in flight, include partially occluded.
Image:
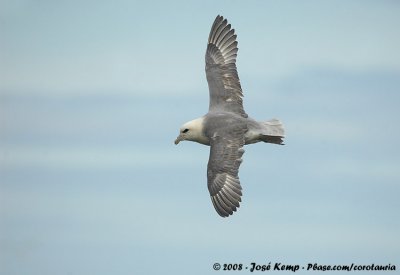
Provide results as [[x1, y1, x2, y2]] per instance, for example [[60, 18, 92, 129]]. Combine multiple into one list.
[[175, 15, 285, 217]]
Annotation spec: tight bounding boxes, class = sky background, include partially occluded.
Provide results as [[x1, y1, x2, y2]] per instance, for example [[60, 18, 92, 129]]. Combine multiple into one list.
[[1, 0, 400, 274]]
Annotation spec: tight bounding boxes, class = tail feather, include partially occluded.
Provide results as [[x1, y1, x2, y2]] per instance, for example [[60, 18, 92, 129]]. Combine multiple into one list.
[[260, 119, 285, 145]]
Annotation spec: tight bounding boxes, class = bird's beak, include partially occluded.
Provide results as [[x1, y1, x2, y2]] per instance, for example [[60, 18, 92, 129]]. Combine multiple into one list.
[[174, 134, 183, 145]]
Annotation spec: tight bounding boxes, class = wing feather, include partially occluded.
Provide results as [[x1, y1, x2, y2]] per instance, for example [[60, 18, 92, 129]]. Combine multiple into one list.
[[205, 15, 247, 118], [220, 32, 236, 50], [207, 125, 246, 217]]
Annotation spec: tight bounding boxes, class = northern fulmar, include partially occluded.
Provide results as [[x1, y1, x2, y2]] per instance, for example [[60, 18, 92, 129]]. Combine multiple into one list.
[[174, 15, 285, 217]]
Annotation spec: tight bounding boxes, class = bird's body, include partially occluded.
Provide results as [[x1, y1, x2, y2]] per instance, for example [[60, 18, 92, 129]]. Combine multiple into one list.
[[175, 15, 284, 217], [178, 113, 284, 146]]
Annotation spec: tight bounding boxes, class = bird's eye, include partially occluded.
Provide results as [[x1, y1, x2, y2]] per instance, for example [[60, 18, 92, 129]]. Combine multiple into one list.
[[183, 128, 189, 133]]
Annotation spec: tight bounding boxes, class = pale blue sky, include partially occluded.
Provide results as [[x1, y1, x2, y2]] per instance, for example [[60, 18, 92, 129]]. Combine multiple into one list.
[[1, 1, 400, 274]]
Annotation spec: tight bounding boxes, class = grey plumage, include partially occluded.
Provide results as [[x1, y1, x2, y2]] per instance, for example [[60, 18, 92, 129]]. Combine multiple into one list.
[[175, 15, 285, 217], [206, 15, 246, 118], [205, 114, 246, 217]]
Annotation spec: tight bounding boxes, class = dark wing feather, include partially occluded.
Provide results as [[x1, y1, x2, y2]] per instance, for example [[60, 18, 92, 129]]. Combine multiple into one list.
[[207, 126, 246, 217], [205, 15, 247, 118]]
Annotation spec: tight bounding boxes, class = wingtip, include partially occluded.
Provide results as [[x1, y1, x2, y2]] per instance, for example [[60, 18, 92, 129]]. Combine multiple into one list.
[[210, 185, 242, 218]]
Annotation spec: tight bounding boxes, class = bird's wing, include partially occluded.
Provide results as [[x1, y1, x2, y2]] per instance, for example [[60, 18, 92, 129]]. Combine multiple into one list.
[[205, 15, 247, 118], [207, 126, 246, 217]]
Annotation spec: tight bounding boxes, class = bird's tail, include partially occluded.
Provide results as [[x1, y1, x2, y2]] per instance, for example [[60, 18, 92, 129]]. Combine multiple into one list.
[[259, 119, 285, 145]]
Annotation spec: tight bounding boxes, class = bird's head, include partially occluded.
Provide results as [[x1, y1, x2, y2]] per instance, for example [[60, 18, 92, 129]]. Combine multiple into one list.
[[174, 117, 205, 145]]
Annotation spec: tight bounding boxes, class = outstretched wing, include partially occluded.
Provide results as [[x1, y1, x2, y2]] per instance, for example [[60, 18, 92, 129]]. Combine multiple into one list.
[[205, 15, 247, 118], [207, 126, 246, 217]]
